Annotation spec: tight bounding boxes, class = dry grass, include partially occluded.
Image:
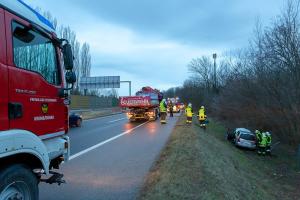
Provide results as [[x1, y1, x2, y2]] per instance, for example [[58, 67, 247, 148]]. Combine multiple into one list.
[[139, 116, 300, 200], [139, 115, 203, 200]]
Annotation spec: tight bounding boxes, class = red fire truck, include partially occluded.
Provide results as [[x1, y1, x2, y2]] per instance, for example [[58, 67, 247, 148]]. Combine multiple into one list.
[[120, 87, 163, 122], [0, 1, 76, 199]]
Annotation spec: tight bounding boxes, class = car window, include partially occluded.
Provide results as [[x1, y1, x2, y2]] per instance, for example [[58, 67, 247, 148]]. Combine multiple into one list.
[[240, 134, 255, 140]]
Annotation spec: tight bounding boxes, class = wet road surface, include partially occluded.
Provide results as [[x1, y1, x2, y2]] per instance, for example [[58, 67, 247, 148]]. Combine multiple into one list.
[[40, 113, 179, 200]]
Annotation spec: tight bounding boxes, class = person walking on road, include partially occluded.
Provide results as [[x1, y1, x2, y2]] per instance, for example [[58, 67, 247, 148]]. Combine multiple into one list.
[[185, 103, 193, 124], [168, 100, 174, 117], [160, 99, 167, 124]]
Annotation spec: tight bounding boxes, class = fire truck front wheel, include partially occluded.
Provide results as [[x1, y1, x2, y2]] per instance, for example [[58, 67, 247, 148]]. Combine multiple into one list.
[[0, 164, 39, 200]]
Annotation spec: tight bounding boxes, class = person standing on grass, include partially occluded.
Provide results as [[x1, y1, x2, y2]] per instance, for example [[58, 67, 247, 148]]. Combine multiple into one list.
[[265, 132, 272, 154], [255, 130, 263, 154], [198, 106, 206, 127], [185, 103, 193, 124], [258, 132, 267, 155]]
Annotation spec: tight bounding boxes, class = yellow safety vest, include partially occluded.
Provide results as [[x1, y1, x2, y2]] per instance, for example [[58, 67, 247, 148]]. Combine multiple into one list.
[[160, 101, 167, 112], [259, 133, 267, 147], [198, 108, 205, 120], [185, 107, 193, 117]]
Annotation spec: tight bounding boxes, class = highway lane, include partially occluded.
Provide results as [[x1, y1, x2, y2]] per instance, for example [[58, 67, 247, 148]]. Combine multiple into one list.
[[40, 113, 180, 200], [68, 113, 130, 154]]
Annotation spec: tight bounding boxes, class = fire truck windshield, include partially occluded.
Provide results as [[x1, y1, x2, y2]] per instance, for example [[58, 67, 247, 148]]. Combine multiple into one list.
[[12, 21, 61, 85]]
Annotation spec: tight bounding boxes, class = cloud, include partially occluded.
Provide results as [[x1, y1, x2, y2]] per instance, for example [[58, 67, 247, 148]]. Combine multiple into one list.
[[24, 0, 286, 95], [74, 17, 214, 87], [61, 0, 284, 48]]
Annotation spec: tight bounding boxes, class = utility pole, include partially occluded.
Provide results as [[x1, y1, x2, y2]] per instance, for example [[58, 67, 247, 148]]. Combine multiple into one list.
[[213, 53, 217, 90], [129, 81, 131, 96]]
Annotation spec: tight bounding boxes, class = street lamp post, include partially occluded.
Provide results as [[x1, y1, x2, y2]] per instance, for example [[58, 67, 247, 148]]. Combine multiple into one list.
[[213, 53, 217, 90]]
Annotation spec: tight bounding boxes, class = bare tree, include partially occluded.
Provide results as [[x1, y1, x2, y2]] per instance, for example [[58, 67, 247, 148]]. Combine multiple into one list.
[[80, 43, 91, 77], [188, 56, 214, 89], [170, 0, 300, 145], [36, 8, 92, 93]]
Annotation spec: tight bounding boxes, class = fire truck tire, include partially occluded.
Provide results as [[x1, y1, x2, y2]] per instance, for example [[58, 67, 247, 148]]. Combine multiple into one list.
[[0, 164, 39, 200]]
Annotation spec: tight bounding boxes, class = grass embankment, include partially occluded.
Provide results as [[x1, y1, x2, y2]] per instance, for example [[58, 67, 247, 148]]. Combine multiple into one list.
[[139, 115, 300, 200]]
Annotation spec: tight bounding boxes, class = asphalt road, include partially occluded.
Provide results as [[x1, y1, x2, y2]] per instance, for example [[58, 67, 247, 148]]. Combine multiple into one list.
[[39, 113, 179, 200]]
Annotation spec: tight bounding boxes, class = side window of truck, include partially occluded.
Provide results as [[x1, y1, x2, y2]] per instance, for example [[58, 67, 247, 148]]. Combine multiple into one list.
[[12, 21, 61, 85]]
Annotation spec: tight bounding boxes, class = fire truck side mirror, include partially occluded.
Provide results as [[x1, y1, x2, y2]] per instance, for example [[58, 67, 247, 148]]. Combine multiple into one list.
[[65, 71, 76, 84], [63, 43, 74, 70]]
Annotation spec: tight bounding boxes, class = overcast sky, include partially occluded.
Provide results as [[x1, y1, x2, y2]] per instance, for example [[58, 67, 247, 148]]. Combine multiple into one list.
[[25, 0, 285, 95]]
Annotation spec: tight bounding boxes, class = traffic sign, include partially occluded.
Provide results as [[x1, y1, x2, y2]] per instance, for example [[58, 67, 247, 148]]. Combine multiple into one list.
[[79, 76, 120, 89]]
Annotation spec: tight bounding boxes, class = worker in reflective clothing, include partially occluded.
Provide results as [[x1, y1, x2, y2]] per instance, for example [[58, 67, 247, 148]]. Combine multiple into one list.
[[198, 106, 206, 127], [265, 132, 272, 154], [255, 130, 262, 143], [258, 132, 267, 155], [168, 100, 174, 117], [185, 103, 193, 124], [255, 130, 262, 153], [160, 99, 167, 124]]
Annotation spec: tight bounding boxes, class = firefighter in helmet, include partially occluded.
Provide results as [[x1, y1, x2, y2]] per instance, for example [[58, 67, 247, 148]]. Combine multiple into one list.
[[198, 106, 206, 127], [255, 130, 262, 154], [257, 131, 267, 155], [185, 103, 193, 124], [160, 99, 167, 124]]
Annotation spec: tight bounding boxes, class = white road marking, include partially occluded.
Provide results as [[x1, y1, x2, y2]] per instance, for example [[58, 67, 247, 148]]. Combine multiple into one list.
[[108, 118, 127, 123], [69, 122, 148, 160]]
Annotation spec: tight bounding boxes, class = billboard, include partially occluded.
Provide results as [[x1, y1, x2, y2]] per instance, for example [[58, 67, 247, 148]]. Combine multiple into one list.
[[80, 76, 120, 89]]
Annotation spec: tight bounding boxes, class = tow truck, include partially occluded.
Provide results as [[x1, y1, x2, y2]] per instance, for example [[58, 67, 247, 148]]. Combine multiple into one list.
[[0, 1, 76, 199], [120, 87, 163, 122]]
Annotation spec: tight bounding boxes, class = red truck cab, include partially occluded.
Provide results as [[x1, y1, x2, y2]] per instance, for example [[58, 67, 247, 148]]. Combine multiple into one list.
[[0, 1, 76, 199]]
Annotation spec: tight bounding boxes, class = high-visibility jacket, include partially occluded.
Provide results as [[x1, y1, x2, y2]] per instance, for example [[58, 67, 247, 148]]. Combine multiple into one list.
[[256, 131, 262, 143], [198, 108, 206, 120], [185, 106, 193, 117], [259, 133, 267, 147], [160, 101, 167, 112]]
